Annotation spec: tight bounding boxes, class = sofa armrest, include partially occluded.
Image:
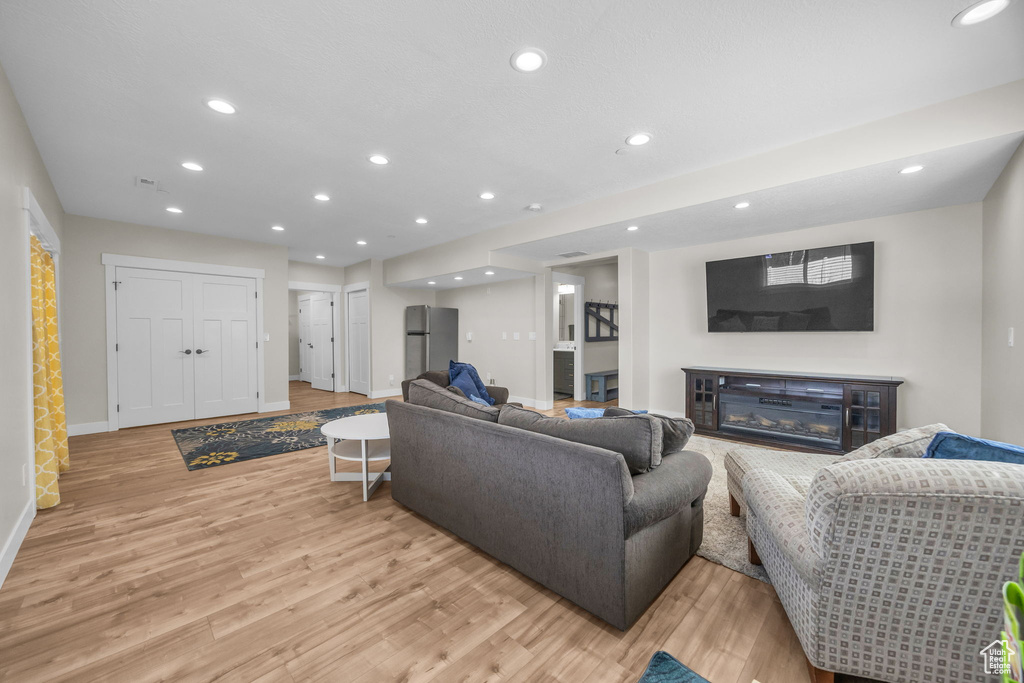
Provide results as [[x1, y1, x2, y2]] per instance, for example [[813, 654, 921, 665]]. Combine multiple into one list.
[[488, 385, 510, 404], [806, 458, 1024, 558], [624, 450, 712, 538], [744, 468, 823, 586]]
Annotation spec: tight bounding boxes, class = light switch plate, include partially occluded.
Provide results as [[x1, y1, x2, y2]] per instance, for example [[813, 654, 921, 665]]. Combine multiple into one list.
[[264, 333, 270, 342], [528, 332, 537, 341], [1010, 327, 1015, 348], [466, 332, 473, 341], [513, 332, 520, 341], [502, 331, 507, 340]]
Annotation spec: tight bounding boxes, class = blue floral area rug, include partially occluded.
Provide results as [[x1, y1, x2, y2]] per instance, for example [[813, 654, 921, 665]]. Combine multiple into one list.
[[635, 651, 709, 682], [172, 404, 386, 470]]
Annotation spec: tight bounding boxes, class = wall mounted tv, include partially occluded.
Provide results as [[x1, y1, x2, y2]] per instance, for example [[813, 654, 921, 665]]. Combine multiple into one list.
[[706, 241, 874, 332]]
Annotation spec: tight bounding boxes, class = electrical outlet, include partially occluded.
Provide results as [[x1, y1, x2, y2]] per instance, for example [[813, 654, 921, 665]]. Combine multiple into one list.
[[486, 372, 492, 382], [389, 374, 395, 386]]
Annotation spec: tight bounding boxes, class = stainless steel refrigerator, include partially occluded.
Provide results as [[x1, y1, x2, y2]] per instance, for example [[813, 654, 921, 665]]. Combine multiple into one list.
[[405, 305, 459, 379]]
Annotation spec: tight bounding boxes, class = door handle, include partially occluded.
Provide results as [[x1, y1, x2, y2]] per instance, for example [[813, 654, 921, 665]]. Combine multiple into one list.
[[195, 349, 207, 355], [845, 408, 851, 427], [180, 349, 192, 355]]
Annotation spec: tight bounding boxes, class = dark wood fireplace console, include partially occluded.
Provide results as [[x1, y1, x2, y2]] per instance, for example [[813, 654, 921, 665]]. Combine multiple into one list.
[[681, 367, 903, 454]]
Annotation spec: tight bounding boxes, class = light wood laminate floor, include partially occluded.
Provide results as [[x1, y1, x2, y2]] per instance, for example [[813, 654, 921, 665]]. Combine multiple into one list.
[[0, 382, 811, 683]]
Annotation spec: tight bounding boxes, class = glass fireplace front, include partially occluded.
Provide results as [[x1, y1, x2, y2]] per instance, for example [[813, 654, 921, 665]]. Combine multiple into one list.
[[719, 392, 842, 449]]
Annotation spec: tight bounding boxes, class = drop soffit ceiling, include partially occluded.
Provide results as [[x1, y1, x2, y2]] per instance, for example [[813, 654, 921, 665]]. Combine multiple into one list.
[[0, 0, 1022, 266], [496, 133, 1024, 261]]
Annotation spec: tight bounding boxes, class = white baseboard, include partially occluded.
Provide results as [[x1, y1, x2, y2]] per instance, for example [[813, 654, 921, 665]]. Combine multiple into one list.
[[0, 498, 35, 589], [335, 384, 348, 393], [510, 396, 553, 410], [288, 374, 300, 381], [68, 421, 109, 436], [260, 401, 290, 412], [368, 388, 403, 400]]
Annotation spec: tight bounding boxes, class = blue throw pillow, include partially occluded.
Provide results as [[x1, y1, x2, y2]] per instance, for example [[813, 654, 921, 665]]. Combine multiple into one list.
[[449, 360, 494, 405], [468, 394, 491, 407], [924, 431, 1024, 465], [565, 407, 606, 419]]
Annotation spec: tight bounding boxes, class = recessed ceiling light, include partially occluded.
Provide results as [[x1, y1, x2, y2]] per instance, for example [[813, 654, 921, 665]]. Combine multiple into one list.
[[454, 276, 464, 280], [626, 225, 639, 232], [484, 271, 495, 275], [952, 0, 1012, 26], [734, 201, 751, 209], [181, 161, 203, 171], [510, 48, 547, 73], [427, 281, 436, 285], [206, 99, 236, 114], [314, 193, 330, 201], [271, 225, 284, 231], [479, 192, 495, 200], [316, 255, 326, 260], [356, 240, 367, 245], [415, 217, 428, 224], [166, 206, 182, 213], [626, 132, 651, 146], [526, 203, 543, 212], [899, 165, 925, 174], [368, 154, 389, 165]]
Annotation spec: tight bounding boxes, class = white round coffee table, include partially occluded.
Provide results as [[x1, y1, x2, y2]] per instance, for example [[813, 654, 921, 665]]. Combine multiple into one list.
[[321, 412, 391, 501]]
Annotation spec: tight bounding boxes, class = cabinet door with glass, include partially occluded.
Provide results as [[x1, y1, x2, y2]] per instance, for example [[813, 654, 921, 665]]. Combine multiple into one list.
[[688, 373, 719, 431], [843, 384, 892, 450]]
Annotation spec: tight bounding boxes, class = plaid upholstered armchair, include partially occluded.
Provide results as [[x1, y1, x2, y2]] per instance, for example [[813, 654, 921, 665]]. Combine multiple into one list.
[[745, 457, 1024, 683]]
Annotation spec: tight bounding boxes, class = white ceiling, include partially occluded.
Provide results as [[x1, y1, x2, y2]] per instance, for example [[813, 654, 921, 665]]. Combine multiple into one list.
[[497, 133, 1024, 261], [1, 0, 1022, 267], [390, 265, 537, 290]]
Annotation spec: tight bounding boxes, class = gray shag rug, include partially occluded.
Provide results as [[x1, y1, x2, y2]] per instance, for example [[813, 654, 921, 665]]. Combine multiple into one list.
[[686, 435, 770, 583]]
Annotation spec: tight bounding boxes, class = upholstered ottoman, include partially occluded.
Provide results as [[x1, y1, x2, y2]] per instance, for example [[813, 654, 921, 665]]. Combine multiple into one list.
[[723, 447, 839, 515]]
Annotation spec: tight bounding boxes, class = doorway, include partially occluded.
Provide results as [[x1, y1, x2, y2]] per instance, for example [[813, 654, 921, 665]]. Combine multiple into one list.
[[289, 286, 339, 393], [551, 272, 585, 402]]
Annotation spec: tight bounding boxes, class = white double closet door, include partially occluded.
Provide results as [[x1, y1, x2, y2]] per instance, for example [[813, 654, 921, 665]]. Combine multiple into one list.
[[297, 292, 334, 392], [116, 267, 258, 428]]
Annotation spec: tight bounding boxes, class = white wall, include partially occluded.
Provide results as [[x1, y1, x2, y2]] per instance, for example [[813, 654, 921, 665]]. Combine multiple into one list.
[[371, 260, 435, 397], [0, 61, 65, 584], [435, 276, 538, 401], [648, 203, 984, 433], [981, 142, 1024, 444], [288, 290, 300, 377], [62, 215, 291, 424]]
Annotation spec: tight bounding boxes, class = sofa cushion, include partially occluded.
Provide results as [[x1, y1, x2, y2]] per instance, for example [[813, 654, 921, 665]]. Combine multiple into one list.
[[605, 408, 694, 454], [924, 431, 1024, 465], [407, 379, 499, 422], [498, 404, 663, 474], [624, 450, 712, 538], [841, 423, 950, 461]]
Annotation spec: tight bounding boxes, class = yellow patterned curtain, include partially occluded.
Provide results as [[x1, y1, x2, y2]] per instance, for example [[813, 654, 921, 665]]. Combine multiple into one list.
[[30, 234, 69, 509]]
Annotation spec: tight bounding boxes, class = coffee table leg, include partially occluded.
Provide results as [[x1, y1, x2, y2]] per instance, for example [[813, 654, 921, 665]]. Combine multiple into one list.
[[361, 439, 369, 501], [328, 438, 337, 480]]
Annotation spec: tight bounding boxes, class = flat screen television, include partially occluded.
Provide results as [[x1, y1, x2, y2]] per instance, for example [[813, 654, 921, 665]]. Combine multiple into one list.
[[706, 241, 874, 332]]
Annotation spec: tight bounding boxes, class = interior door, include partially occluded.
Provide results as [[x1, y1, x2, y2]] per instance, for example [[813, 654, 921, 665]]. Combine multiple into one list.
[[115, 267, 195, 427], [193, 274, 258, 419], [298, 294, 312, 383], [347, 289, 370, 395], [310, 293, 334, 391]]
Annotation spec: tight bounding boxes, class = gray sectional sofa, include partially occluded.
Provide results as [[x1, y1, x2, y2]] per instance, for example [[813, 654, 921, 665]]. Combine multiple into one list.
[[385, 379, 712, 630], [725, 425, 1024, 683]]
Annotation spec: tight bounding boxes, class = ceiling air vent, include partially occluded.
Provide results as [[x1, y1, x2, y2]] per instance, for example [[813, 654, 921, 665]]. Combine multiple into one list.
[[135, 176, 162, 191], [558, 251, 589, 259]]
